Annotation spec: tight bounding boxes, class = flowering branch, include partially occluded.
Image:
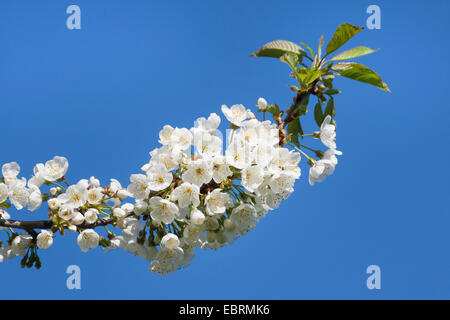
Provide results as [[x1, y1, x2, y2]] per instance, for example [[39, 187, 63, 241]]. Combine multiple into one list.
[[0, 23, 389, 274]]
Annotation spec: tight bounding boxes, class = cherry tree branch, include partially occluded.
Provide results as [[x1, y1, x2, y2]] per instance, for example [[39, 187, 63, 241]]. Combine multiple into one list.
[[0, 213, 135, 238]]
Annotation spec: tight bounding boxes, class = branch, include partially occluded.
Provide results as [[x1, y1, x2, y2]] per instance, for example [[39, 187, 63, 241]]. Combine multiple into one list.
[[277, 80, 319, 146], [0, 213, 135, 237], [281, 80, 319, 130]]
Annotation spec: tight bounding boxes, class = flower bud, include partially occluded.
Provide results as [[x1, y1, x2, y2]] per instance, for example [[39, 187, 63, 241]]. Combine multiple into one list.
[[89, 176, 100, 188], [161, 233, 180, 249], [113, 207, 127, 219], [216, 231, 227, 244], [224, 219, 235, 232], [49, 187, 57, 196], [256, 97, 268, 111], [190, 208, 205, 225], [121, 203, 134, 213], [71, 211, 85, 225], [117, 189, 130, 199], [206, 231, 216, 243], [84, 209, 99, 224]]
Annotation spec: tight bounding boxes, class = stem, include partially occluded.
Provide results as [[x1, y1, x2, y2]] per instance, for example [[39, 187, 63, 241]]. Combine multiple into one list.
[[288, 143, 315, 162], [299, 144, 318, 153], [49, 181, 67, 192]]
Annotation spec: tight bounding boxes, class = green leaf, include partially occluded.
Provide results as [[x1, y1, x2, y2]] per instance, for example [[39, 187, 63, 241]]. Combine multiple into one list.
[[314, 35, 324, 67], [0, 202, 11, 210], [323, 89, 341, 95], [250, 40, 306, 58], [303, 68, 323, 85], [322, 75, 334, 89], [300, 42, 314, 60], [314, 101, 325, 127], [287, 118, 302, 146], [266, 104, 282, 119], [328, 46, 378, 62], [325, 23, 364, 56], [324, 97, 336, 118], [280, 52, 300, 70], [332, 62, 390, 92], [294, 94, 310, 117]]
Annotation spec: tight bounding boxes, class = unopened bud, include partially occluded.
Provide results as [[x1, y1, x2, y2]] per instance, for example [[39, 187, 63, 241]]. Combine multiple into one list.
[[49, 187, 57, 196], [117, 189, 130, 199], [113, 207, 127, 219], [256, 97, 268, 111]]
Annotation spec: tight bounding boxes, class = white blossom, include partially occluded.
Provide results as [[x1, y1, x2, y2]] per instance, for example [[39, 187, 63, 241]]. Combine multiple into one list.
[[205, 189, 233, 215], [147, 164, 173, 191], [0, 209, 10, 220], [77, 229, 100, 252], [241, 165, 264, 192], [308, 159, 335, 186], [2, 162, 20, 185], [221, 104, 248, 127], [41, 156, 69, 182], [113, 207, 127, 219], [58, 206, 74, 221], [84, 209, 99, 224], [182, 158, 213, 187], [11, 233, 33, 256], [71, 211, 85, 225], [0, 183, 8, 203], [28, 185, 42, 211], [127, 174, 150, 200], [190, 208, 205, 225], [195, 113, 221, 134], [171, 183, 200, 208], [161, 233, 180, 249], [159, 125, 174, 145], [170, 127, 193, 151], [149, 196, 178, 224], [211, 155, 232, 183], [319, 115, 337, 149], [8, 179, 29, 210], [47, 198, 60, 211], [87, 187, 104, 205], [36, 230, 53, 249], [57, 180, 88, 209]]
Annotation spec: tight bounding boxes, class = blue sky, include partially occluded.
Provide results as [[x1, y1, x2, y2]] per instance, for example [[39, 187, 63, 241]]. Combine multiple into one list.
[[0, 0, 449, 299]]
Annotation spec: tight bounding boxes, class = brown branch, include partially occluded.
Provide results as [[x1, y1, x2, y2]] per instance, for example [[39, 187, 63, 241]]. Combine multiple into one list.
[[0, 213, 136, 238], [277, 80, 319, 146]]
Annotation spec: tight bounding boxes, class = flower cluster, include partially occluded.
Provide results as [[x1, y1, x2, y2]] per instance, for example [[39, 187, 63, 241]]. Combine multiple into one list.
[[308, 115, 342, 186], [0, 98, 341, 274]]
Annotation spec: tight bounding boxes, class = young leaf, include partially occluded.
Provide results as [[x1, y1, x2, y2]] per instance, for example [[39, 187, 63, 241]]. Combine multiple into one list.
[[0, 202, 11, 210], [323, 89, 341, 95], [322, 75, 334, 88], [250, 40, 306, 58], [280, 53, 300, 70], [291, 94, 310, 118], [314, 35, 324, 67], [300, 42, 314, 60], [287, 118, 303, 145], [304, 68, 323, 85], [266, 104, 282, 119], [314, 101, 325, 127], [327, 46, 378, 62], [332, 62, 390, 92], [325, 23, 364, 56], [324, 97, 336, 117]]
